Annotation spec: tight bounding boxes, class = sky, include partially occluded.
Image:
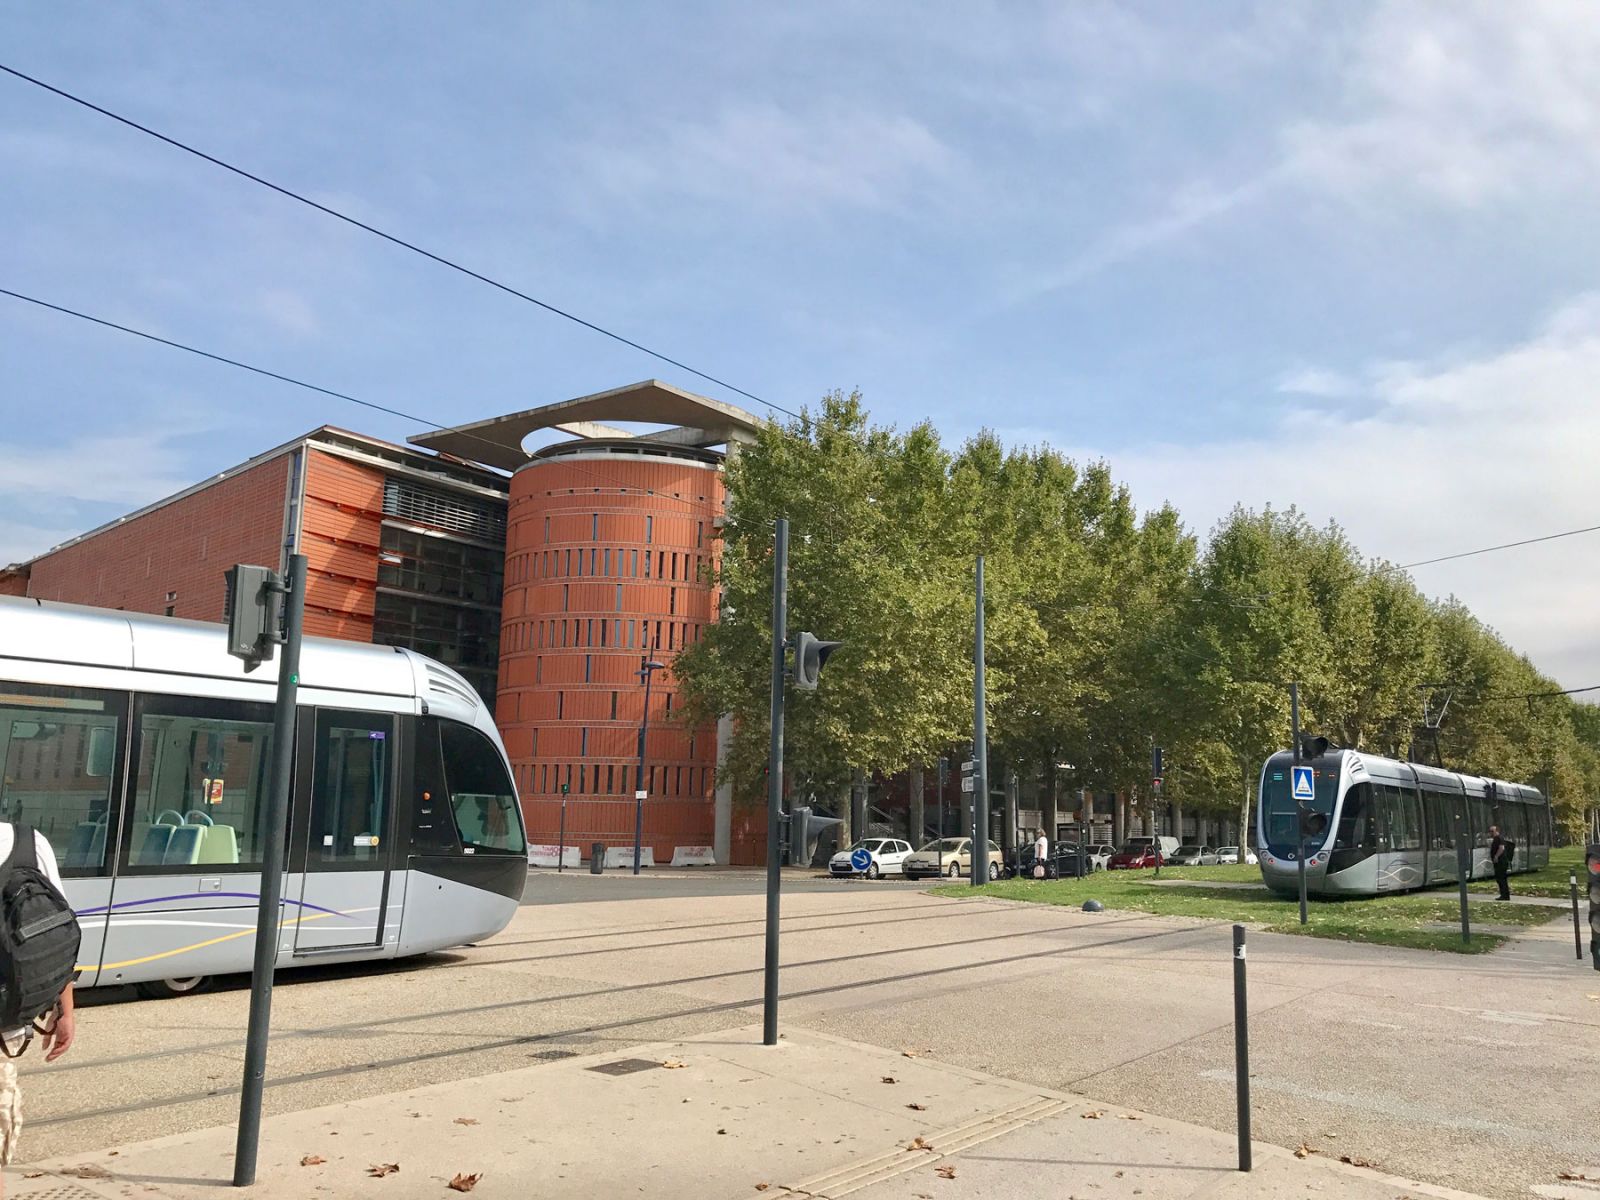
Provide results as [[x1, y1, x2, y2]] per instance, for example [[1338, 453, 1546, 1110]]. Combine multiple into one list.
[[2, 2, 1598, 687]]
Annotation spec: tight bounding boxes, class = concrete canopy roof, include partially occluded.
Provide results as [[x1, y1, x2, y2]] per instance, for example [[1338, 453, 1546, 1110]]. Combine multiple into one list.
[[409, 379, 765, 472]]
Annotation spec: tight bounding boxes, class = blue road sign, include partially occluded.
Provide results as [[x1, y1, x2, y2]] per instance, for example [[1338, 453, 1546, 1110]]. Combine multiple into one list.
[[850, 847, 873, 872], [1291, 765, 1315, 803]]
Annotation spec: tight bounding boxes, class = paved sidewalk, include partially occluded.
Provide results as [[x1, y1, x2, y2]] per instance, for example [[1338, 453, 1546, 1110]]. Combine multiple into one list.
[[5, 1026, 1496, 1200]]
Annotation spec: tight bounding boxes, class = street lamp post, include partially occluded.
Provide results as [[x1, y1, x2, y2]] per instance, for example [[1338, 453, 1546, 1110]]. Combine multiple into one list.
[[633, 656, 665, 876]]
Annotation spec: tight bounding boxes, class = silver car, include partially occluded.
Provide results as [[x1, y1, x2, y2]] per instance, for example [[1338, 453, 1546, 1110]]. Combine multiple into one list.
[[1167, 844, 1221, 867]]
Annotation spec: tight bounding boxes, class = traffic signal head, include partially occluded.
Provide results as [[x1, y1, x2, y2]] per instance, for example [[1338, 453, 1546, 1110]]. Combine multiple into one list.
[[788, 805, 842, 866], [791, 632, 842, 691], [1298, 735, 1331, 761], [1300, 808, 1328, 839], [223, 564, 280, 670]]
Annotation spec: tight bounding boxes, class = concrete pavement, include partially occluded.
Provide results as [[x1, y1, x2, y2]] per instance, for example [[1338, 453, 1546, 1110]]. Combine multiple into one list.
[[5, 1026, 1497, 1199], [8, 875, 1598, 1197]]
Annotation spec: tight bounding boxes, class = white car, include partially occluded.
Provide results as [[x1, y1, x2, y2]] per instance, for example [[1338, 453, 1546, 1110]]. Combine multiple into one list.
[[1216, 845, 1259, 866], [829, 838, 914, 879]]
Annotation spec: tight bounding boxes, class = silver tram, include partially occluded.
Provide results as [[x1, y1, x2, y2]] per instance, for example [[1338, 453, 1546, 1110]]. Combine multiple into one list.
[[1256, 747, 1551, 897], [0, 596, 527, 997]]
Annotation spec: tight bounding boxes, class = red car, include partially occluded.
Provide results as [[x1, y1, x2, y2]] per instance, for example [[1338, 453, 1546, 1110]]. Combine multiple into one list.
[[1107, 846, 1164, 870]]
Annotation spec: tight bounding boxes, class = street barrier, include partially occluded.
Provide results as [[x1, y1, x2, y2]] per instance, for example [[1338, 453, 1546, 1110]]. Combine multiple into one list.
[[606, 846, 655, 870], [528, 844, 581, 869], [671, 845, 717, 867]]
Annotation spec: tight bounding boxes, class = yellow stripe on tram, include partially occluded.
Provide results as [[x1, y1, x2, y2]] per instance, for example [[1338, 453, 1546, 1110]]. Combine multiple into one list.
[[83, 910, 344, 973]]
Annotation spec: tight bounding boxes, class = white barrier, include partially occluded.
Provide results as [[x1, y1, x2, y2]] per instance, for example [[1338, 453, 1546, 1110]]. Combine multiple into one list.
[[605, 846, 656, 870], [670, 845, 717, 867], [527, 844, 581, 869]]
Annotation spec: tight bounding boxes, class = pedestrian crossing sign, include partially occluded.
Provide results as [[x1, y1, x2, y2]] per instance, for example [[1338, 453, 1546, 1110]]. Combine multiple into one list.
[[1291, 765, 1315, 802]]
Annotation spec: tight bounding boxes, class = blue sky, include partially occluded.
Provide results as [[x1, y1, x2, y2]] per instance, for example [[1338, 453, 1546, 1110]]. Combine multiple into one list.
[[3, 2, 1599, 684]]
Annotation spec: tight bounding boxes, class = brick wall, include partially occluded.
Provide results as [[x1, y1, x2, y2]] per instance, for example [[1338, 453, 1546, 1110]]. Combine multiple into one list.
[[26, 455, 292, 620], [299, 449, 383, 641]]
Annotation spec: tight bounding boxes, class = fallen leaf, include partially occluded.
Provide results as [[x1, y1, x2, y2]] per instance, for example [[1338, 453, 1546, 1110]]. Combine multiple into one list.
[[906, 1103, 927, 1111], [453, 1118, 479, 1127], [1114, 1171, 1124, 1179], [1339, 1154, 1377, 1169], [1117, 1113, 1142, 1121], [108, 1152, 120, 1157], [367, 1163, 401, 1178], [300, 1155, 326, 1167], [447, 1173, 481, 1193], [935, 1164, 957, 1179], [754, 1185, 770, 1192], [1294, 1144, 1315, 1159], [1558, 1172, 1595, 1181], [718, 1128, 728, 1135], [63, 1166, 113, 1180], [661, 1060, 688, 1069], [882, 1075, 898, 1084], [22, 1173, 44, 1179], [907, 1136, 934, 1152], [1081, 1110, 1105, 1119]]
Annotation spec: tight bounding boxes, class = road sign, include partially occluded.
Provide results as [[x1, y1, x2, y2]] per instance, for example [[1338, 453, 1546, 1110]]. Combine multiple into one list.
[[1290, 765, 1314, 803], [960, 778, 974, 793], [850, 848, 872, 872]]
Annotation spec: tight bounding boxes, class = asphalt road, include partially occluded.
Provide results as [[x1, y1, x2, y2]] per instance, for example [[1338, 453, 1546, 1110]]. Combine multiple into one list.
[[520, 866, 933, 903], [22, 873, 1596, 1199]]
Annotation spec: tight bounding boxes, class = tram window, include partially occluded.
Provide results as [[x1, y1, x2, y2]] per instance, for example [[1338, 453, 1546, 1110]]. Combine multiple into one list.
[[411, 718, 461, 854], [1422, 791, 1455, 850], [1395, 788, 1422, 851], [128, 699, 274, 870], [1505, 804, 1528, 856], [1333, 783, 1373, 849], [1469, 796, 1492, 847], [0, 685, 124, 876], [308, 711, 391, 867], [439, 723, 526, 854]]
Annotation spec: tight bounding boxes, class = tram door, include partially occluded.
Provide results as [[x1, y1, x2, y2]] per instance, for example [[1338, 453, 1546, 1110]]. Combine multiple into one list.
[[296, 710, 394, 952]]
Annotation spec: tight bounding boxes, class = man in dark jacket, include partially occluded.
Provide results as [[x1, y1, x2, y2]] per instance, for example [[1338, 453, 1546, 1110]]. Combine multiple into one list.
[[1488, 824, 1512, 901]]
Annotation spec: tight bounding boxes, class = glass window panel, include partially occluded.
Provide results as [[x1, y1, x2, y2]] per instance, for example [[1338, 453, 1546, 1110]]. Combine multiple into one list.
[[440, 723, 525, 854], [0, 686, 122, 876]]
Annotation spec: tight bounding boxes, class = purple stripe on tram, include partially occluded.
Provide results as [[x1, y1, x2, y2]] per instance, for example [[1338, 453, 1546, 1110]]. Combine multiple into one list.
[[74, 892, 355, 919]]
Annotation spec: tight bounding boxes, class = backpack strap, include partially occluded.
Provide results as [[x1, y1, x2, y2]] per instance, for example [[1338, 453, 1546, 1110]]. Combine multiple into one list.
[[0, 822, 31, 889]]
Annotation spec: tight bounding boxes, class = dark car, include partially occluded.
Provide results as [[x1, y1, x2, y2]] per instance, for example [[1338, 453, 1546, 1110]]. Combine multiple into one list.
[[1107, 845, 1164, 870], [1010, 844, 1093, 879]]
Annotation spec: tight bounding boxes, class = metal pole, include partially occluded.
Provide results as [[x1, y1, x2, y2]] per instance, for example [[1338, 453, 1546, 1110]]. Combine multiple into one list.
[[1232, 924, 1252, 1172], [634, 658, 654, 876], [1574, 873, 1584, 961], [1292, 683, 1306, 925], [972, 556, 989, 887], [557, 793, 567, 873], [762, 518, 788, 1046], [233, 553, 306, 1188]]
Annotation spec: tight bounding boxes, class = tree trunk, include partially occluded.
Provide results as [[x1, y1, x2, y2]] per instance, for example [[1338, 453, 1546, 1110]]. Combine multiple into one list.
[[1042, 755, 1059, 845], [836, 777, 853, 850], [1113, 792, 1125, 847], [851, 767, 868, 838], [909, 763, 925, 846], [1173, 802, 1185, 843]]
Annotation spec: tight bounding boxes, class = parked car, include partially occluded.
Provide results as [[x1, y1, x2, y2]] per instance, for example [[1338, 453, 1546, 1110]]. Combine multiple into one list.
[[1107, 844, 1165, 870], [1084, 843, 1116, 871], [1215, 845, 1259, 866], [1166, 844, 1221, 867], [1010, 843, 1090, 879], [903, 837, 1003, 881], [829, 838, 914, 879]]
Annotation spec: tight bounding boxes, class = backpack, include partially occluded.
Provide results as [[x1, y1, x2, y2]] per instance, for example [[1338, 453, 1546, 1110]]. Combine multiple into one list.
[[0, 826, 80, 1032]]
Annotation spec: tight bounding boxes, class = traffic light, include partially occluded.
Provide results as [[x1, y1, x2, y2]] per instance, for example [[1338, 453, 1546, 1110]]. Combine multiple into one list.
[[790, 632, 842, 691], [1587, 845, 1600, 971], [1151, 746, 1163, 796], [223, 564, 280, 670], [1298, 735, 1331, 761], [787, 805, 841, 867], [1299, 808, 1328, 839]]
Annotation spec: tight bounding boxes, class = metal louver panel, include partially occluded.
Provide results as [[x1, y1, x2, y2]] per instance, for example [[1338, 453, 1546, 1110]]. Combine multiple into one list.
[[425, 663, 481, 709], [383, 478, 507, 542]]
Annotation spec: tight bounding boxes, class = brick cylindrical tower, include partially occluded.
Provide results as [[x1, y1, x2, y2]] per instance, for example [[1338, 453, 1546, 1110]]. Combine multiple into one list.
[[498, 441, 723, 863]]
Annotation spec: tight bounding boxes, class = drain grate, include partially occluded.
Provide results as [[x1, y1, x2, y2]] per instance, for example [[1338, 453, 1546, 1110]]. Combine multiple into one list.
[[587, 1057, 663, 1076], [13, 1184, 110, 1200]]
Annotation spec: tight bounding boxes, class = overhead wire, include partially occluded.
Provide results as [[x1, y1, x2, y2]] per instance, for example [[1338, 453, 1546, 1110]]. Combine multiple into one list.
[[0, 285, 718, 520], [0, 61, 798, 420], [1388, 524, 1600, 571]]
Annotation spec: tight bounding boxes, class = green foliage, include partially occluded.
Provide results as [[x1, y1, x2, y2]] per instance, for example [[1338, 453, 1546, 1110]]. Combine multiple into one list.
[[672, 392, 1600, 829]]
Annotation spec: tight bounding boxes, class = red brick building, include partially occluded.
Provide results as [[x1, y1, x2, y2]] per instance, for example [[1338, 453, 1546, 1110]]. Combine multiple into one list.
[[3, 382, 761, 864]]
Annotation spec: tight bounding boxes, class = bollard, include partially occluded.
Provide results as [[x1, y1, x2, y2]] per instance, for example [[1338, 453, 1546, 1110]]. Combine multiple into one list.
[[590, 842, 605, 874], [1232, 924, 1252, 1172], [1574, 873, 1584, 961]]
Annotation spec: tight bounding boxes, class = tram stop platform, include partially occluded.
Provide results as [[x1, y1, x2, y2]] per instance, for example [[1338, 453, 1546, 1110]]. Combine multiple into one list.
[[4, 1025, 1497, 1200]]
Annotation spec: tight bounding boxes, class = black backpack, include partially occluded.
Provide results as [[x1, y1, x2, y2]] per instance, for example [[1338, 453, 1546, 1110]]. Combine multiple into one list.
[[0, 826, 80, 1031]]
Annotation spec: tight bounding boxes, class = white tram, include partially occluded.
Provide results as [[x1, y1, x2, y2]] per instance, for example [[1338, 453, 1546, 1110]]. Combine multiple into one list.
[[0, 596, 527, 997], [1256, 748, 1551, 897]]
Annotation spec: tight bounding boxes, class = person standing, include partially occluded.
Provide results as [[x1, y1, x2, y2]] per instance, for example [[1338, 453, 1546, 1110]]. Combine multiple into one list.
[[1033, 828, 1049, 879], [1488, 824, 1512, 901], [0, 824, 78, 1195]]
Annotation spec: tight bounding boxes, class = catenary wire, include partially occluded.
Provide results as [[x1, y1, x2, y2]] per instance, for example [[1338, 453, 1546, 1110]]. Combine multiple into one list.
[[0, 285, 718, 519], [0, 62, 796, 420], [1388, 524, 1600, 570]]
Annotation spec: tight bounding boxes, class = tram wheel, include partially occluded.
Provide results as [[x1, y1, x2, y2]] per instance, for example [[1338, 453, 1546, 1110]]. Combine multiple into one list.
[[136, 976, 209, 1000]]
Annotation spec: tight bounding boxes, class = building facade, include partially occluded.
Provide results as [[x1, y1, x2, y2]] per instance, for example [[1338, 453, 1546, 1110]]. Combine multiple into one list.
[[3, 382, 763, 865]]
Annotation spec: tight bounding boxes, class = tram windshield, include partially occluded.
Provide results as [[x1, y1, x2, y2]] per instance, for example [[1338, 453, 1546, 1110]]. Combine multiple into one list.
[[1261, 758, 1340, 849]]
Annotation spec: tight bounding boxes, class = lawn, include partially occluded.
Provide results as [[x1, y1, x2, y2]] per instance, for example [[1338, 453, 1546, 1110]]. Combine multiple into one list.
[[1467, 843, 1586, 899], [931, 866, 1558, 953]]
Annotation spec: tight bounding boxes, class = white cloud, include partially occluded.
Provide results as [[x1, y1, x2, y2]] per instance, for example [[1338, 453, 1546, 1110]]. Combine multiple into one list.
[[0, 430, 196, 509], [1276, 367, 1361, 399], [1075, 292, 1600, 687], [570, 102, 958, 217]]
